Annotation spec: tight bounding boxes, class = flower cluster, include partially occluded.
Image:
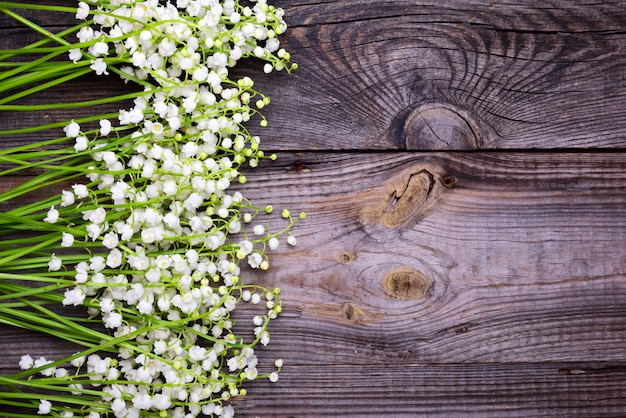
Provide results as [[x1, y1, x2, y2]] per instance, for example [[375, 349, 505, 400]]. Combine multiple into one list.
[[2, 0, 300, 417], [72, 0, 294, 81]]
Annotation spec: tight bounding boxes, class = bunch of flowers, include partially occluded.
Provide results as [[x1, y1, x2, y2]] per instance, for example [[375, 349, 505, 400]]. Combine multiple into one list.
[[0, 1, 301, 417]]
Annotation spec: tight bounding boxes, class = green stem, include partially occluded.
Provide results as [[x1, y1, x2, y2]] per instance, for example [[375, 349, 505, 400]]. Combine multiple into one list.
[[0, 272, 75, 283], [0, 150, 83, 169], [0, 387, 103, 405], [0, 2, 79, 14], [0, 111, 121, 137], [0, 21, 87, 61], [0, 282, 70, 302], [0, 89, 147, 111], [0, 136, 77, 154], [0, 7, 73, 48], [0, 310, 106, 351], [0, 50, 76, 86], [0, 164, 85, 205], [0, 235, 58, 267], [0, 66, 94, 106], [0, 63, 84, 94]]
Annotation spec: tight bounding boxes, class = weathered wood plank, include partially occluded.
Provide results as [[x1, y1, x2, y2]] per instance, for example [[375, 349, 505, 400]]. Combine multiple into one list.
[[231, 363, 626, 417], [231, 151, 626, 415], [1, 1, 625, 416], [1, 152, 625, 367], [2, 1, 625, 149], [2, 328, 624, 418], [260, 0, 626, 149], [217, 152, 626, 365]]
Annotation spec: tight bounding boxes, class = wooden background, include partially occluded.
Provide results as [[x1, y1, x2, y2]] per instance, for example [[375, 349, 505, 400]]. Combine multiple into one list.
[[2, 1, 626, 416]]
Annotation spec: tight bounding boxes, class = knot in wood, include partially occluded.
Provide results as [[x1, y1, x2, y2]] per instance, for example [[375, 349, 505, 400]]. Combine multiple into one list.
[[404, 104, 479, 150], [381, 168, 435, 228], [337, 250, 355, 265], [382, 267, 432, 300], [442, 175, 457, 189], [341, 302, 363, 322]]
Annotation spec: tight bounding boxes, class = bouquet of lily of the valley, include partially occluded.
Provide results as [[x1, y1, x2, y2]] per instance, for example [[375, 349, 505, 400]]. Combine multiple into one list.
[[0, 1, 302, 417]]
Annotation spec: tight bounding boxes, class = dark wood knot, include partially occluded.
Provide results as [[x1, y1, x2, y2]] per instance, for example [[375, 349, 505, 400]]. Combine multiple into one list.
[[341, 302, 363, 322], [287, 160, 311, 173], [442, 175, 457, 189], [404, 104, 479, 150], [337, 250, 355, 264]]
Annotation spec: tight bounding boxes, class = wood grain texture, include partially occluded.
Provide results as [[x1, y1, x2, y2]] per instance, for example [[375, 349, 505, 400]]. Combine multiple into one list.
[[2, 152, 626, 415], [230, 363, 626, 417], [3, 1, 626, 150], [2, 0, 626, 416], [1, 153, 626, 417], [218, 152, 626, 416], [258, 0, 626, 150], [213, 152, 626, 365]]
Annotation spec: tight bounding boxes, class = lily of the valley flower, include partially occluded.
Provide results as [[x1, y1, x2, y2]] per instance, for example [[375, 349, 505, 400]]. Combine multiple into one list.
[[0, 1, 301, 417]]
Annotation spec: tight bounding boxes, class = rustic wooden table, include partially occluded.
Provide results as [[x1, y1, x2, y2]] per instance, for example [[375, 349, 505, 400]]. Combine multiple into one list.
[[2, 1, 626, 417]]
